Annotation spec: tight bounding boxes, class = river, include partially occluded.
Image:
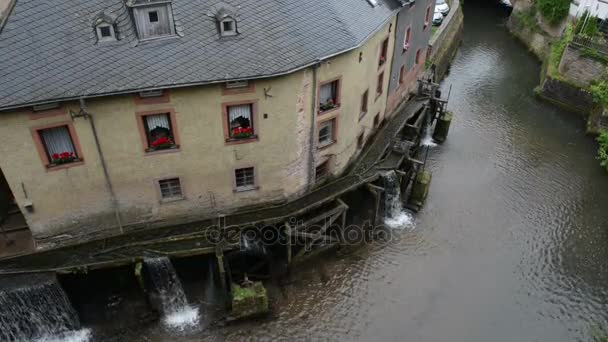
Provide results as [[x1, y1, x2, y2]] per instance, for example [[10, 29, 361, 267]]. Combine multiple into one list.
[[102, 1, 608, 340]]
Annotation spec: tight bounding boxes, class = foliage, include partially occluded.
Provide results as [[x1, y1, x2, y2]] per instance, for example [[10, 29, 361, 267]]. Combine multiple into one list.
[[591, 324, 608, 341], [547, 24, 574, 78], [590, 80, 608, 106], [575, 11, 600, 38], [581, 47, 608, 64], [597, 131, 608, 172], [536, 0, 570, 25], [515, 6, 539, 32]]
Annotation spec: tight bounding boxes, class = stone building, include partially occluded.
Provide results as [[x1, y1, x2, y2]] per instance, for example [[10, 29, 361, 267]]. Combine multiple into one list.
[[0, 0, 432, 248]]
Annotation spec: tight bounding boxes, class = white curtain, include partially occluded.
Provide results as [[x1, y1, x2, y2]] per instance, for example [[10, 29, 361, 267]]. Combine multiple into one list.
[[320, 83, 334, 104], [146, 114, 170, 130], [40, 126, 75, 157], [228, 104, 252, 125]]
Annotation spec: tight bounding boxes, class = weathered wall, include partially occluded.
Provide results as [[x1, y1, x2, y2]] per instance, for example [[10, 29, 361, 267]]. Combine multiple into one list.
[[559, 44, 606, 86], [386, 0, 435, 113], [427, 0, 464, 81], [539, 76, 594, 115], [506, 9, 553, 60]]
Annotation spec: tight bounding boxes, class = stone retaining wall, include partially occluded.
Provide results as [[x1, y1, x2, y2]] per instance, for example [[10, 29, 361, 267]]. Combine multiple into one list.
[[428, 0, 464, 80], [559, 44, 606, 87], [539, 76, 594, 115]]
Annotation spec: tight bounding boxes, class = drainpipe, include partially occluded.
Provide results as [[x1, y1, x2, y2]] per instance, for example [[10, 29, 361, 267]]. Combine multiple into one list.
[[307, 61, 321, 191], [77, 98, 124, 234]]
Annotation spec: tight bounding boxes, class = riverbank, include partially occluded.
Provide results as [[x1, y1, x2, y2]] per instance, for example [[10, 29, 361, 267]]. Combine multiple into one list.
[[428, 0, 465, 80]]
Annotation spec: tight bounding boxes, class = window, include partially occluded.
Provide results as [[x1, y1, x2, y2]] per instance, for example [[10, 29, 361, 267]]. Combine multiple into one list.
[[403, 27, 411, 51], [220, 18, 237, 36], [373, 113, 380, 128], [39, 126, 80, 166], [226, 80, 249, 89], [319, 79, 340, 113], [424, 6, 431, 28], [357, 132, 365, 149], [158, 178, 183, 201], [379, 38, 389, 67], [33, 103, 59, 112], [360, 90, 369, 120], [376, 72, 384, 97], [227, 103, 255, 140], [399, 65, 406, 85], [133, 4, 175, 40], [95, 22, 116, 42], [139, 90, 164, 98], [142, 113, 177, 152], [415, 49, 421, 65], [318, 119, 336, 148], [235, 167, 256, 191], [315, 161, 330, 182]]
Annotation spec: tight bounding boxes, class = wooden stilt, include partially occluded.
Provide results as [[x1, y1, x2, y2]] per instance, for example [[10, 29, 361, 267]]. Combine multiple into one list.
[[285, 222, 292, 265]]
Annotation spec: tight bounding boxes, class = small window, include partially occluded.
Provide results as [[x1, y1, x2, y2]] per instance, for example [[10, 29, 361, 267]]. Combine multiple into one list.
[[159, 178, 183, 200], [376, 72, 384, 97], [319, 80, 340, 113], [318, 119, 336, 147], [39, 126, 80, 166], [220, 18, 237, 36], [373, 113, 380, 128], [424, 6, 431, 28], [235, 167, 256, 191], [96, 23, 116, 42], [315, 161, 330, 182], [226, 80, 249, 89], [379, 38, 389, 67], [360, 89, 369, 119], [357, 132, 365, 149], [139, 90, 164, 98], [149, 11, 159, 23], [142, 113, 177, 152], [33, 102, 60, 112], [403, 27, 411, 51], [415, 49, 421, 65], [227, 103, 255, 140], [399, 65, 406, 85]]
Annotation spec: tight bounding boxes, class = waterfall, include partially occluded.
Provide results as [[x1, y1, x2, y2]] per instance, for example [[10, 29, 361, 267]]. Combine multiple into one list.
[[421, 111, 438, 147], [382, 171, 413, 229], [0, 274, 91, 342], [240, 232, 267, 256], [144, 257, 200, 330]]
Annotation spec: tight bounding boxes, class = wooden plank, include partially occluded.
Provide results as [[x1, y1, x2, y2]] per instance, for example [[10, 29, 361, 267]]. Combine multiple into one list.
[[285, 222, 292, 264]]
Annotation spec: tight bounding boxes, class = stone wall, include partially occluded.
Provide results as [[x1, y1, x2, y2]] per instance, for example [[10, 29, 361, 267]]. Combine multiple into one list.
[[506, 9, 553, 60], [428, 0, 465, 80], [559, 44, 606, 86], [539, 76, 594, 115]]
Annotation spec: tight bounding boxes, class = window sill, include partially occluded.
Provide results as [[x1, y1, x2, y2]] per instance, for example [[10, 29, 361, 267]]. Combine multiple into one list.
[[145, 145, 181, 156], [318, 105, 340, 116], [318, 140, 336, 150], [46, 160, 84, 172], [234, 186, 259, 193], [160, 196, 185, 204], [359, 111, 368, 121], [225, 135, 258, 145]]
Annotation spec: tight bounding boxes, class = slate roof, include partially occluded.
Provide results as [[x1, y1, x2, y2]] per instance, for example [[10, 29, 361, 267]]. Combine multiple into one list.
[[0, 0, 400, 111]]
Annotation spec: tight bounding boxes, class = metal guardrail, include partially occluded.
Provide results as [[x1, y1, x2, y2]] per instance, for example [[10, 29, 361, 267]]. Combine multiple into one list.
[[571, 35, 608, 55]]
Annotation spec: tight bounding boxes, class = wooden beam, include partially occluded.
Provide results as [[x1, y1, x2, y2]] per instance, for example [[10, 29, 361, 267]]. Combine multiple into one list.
[[285, 222, 292, 265]]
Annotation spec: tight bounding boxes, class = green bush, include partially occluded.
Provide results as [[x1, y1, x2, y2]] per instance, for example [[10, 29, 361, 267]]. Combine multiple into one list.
[[597, 131, 608, 172], [548, 24, 574, 77], [515, 6, 539, 32], [537, 0, 570, 25], [590, 80, 608, 106], [575, 11, 600, 38]]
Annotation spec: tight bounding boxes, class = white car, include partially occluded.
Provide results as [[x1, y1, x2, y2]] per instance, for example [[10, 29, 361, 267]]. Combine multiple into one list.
[[432, 11, 444, 26], [435, 0, 450, 16]]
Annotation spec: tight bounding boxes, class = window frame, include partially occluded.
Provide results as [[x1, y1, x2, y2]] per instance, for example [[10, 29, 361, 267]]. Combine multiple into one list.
[[317, 117, 337, 149], [220, 17, 238, 36], [96, 22, 116, 42], [317, 77, 342, 115], [399, 65, 406, 85], [379, 37, 389, 68], [31, 121, 84, 171], [315, 160, 330, 182], [357, 131, 365, 150], [424, 5, 431, 28], [222, 100, 259, 145], [133, 4, 176, 41], [156, 176, 185, 203], [136, 109, 180, 155], [415, 48, 422, 65], [376, 72, 385, 99], [403, 26, 411, 52], [222, 81, 255, 95], [233, 167, 258, 192], [360, 89, 369, 120], [134, 89, 171, 105], [373, 113, 381, 128]]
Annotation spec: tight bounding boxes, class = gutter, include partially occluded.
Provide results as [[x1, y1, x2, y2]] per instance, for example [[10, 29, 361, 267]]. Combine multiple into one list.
[[0, 6, 399, 112]]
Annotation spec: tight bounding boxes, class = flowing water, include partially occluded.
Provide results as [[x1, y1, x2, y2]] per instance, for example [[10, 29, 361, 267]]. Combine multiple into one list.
[[143, 257, 200, 331], [69, 1, 608, 340], [0, 275, 90, 342], [383, 171, 414, 229]]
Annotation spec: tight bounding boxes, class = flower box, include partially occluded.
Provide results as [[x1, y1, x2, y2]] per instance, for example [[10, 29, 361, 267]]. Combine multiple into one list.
[[50, 152, 78, 165], [146, 137, 177, 152], [319, 99, 338, 112], [231, 127, 254, 139]]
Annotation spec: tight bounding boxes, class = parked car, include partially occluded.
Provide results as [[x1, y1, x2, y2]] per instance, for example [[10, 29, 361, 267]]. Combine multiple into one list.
[[432, 10, 444, 26], [435, 0, 450, 16]]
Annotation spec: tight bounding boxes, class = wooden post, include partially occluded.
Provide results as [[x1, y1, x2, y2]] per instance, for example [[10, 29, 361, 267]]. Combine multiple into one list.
[[285, 222, 292, 265], [215, 244, 227, 294]]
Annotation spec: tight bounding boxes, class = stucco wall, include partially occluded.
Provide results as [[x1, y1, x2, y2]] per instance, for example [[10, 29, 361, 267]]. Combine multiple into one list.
[[386, 0, 435, 113], [559, 44, 606, 86]]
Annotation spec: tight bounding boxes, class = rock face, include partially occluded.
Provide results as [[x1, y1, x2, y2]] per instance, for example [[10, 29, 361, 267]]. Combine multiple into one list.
[[230, 282, 269, 320]]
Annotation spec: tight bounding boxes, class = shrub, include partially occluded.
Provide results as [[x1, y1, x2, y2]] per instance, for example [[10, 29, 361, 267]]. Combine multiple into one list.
[[536, 0, 570, 25], [548, 24, 574, 77], [575, 11, 600, 38], [597, 131, 608, 172], [590, 80, 608, 106]]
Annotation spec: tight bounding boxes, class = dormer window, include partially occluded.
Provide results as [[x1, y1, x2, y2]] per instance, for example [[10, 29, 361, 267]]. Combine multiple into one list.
[[96, 23, 116, 42], [220, 17, 237, 36], [130, 2, 176, 40]]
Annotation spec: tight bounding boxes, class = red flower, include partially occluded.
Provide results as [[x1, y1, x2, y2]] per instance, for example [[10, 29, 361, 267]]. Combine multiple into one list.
[[52, 153, 59, 159], [150, 137, 172, 147]]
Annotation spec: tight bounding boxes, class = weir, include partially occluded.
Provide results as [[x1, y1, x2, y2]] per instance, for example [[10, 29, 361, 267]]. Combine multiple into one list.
[[143, 257, 200, 330], [382, 171, 413, 229], [0, 273, 90, 342]]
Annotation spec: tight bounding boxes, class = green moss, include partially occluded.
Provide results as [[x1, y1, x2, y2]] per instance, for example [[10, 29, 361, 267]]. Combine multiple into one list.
[[597, 130, 608, 172], [547, 24, 573, 79], [536, 0, 570, 25], [513, 6, 539, 33], [230, 282, 269, 320]]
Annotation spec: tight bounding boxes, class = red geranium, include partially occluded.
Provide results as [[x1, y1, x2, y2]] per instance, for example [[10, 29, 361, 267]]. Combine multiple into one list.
[[51, 151, 76, 165], [150, 137, 173, 148], [232, 127, 253, 138]]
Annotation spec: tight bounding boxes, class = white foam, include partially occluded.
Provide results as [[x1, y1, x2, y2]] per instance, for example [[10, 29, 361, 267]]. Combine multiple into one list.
[[384, 211, 414, 229], [421, 135, 438, 147], [34, 328, 92, 342], [163, 306, 200, 331]]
